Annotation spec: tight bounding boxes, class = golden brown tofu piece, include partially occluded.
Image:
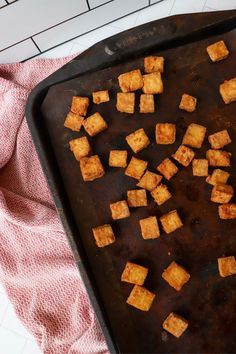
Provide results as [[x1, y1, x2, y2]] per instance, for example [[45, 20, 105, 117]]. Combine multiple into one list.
[[80, 155, 105, 181], [109, 150, 127, 168], [139, 216, 160, 239], [157, 158, 178, 180], [192, 159, 208, 177], [206, 169, 230, 186], [125, 157, 148, 180], [219, 203, 236, 219], [155, 123, 176, 145], [64, 112, 84, 132], [151, 184, 172, 206], [118, 69, 143, 92], [83, 112, 107, 136], [126, 285, 155, 311], [137, 171, 162, 191], [139, 94, 155, 113], [211, 184, 233, 204], [143, 72, 163, 94], [208, 130, 231, 149], [160, 210, 183, 234], [69, 136, 92, 161], [182, 123, 206, 148], [92, 224, 115, 247], [71, 96, 89, 116], [126, 128, 150, 153], [179, 94, 197, 112], [144, 56, 164, 73], [162, 261, 190, 291], [116, 92, 135, 114], [172, 145, 195, 167], [206, 40, 229, 62], [127, 189, 147, 207], [220, 77, 236, 104], [163, 313, 188, 338], [92, 90, 110, 104], [110, 200, 130, 220], [121, 262, 148, 285], [218, 256, 236, 277], [206, 149, 231, 167]]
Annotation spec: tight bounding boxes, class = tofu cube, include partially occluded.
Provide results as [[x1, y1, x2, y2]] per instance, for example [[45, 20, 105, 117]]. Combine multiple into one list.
[[182, 123, 206, 148], [206, 40, 229, 62], [83, 112, 107, 136], [116, 92, 135, 114], [172, 145, 195, 167], [110, 200, 130, 220], [92, 90, 110, 104], [118, 69, 143, 92], [121, 262, 148, 285], [163, 313, 188, 338], [126, 285, 155, 311], [219, 203, 236, 219], [157, 158, 178, 180], [109, 150, 128, 168], [206, 169, 230, 186], [162, 261, 190, 291], [218, 256, 236, 277], [206, 149, 231, 167], [156, 123, 176, 145], [80, 155, 105, 181], [92, 224, 115, 247], [137, 171, 162, 191], [125, 157, 148, 180], [64, 112, 84, 132], [71, 96, 89, 116], [127, 189, 147, 207], [144, 56, 164, 73], [69, 136, 92, 161], [139, 216, 160, 239], [208, 130, 231, 149], [126, 128, 150, 153], [192, 159, 208, 176], [143, 72, 163, 94], [179, 94, 197, 112], [211, 184, 233, 204], [139, 94, 155, 113], [151, 184, 172, 206], [160, 210, 183, 234], [220, 77, 236, 104]]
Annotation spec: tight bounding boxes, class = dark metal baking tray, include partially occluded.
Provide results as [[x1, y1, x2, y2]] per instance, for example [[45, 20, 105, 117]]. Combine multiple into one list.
[[26, 10, 236, 353]]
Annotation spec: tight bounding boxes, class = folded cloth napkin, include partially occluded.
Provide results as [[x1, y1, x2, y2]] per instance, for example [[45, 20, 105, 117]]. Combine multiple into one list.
[[0, 58, 108, 354]]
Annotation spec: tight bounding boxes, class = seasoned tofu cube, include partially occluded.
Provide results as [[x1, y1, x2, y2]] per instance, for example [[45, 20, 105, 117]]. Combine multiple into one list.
[[83, 112, 107, 136], [121, 262, 148, 285], [144, 56, 164, 73], [80, 155, 105, 181], [64, 112, 84, 132], [69, 136, 92, 161], [219, 203, 236, 219], [206, 149, 231, 166], [211, 184, 233, 204], [137, 170, 162, 191], [151, 184, 172, 206], [143, 72, 163, 94], [71, 96, 89, 116], [109, 150, 128, 168], [208, 130, 231, 149], [126, 285, 155, 311], [160, 210, 183, 234], [116, 92, 135, 114], [125, 157, 148, 180], [110, 200, 130, 220], [157, 158, 178, 180], [192, 159, 208, 176], [126, 128, 150, 153], [172, 145, 195, 167], [156, 123, 176, 145], [206, 169, 230, 186], [118, 69, 143, 92], [139, 94, 155, 113], [220, 77, 236, 104], [206, 40, 229, 62], [218, 256, 236, 277], [179, 94, 197, 112], [162, 261, 190, 291], [182, 123, 206, 148], [127, 189, 147, 207], [139, 216, 160, 239], [92, 90, 110, 104], [163, 313, 188, 338], [92, 224, 115, 247]]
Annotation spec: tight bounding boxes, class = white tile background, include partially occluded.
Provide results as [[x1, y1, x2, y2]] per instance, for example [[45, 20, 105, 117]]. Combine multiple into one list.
[[0, 1, 235, 353]]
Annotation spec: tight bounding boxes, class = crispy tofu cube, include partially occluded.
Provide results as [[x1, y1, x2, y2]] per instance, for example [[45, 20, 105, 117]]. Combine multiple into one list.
[[109, 150, 128, 168], [155, 123, 176, 145], [125, 157, 148, 180], [206, 149, 231, 167], [218, 256, 236, 277], [92, 224, 115, 247], [126, 128, 150, 153], [160, 210, 183, 234], [144, 56, 164, 73], [163, 313, 188, 338], [172, 145, 195, 167], [162, 261, 190, 291], [127, 189, 147, 207], [157, 158, 178, 180], [92, 90, 110, 104], [143, 72, 163, 94], [64, 112, 84, 132], [116, 92, 135, 114], [206, 169, 230, 186], [110, 200, 130, 220], [211, 184, 233, 204], [83, 112, 107, 136], [121, 262, 148, 285], [220, 77, 236, 104], [80, 155, 105, 181], [139, 94, 155, 113], [118, 69, 143, 92], [71, 96, 89, 116], [151, 184, 172, 206], [139, 216, 160, 239], [208, 130, 231, 149], [137, 171, 162, 191], [179, 94, 197, 112], [126, 285, 155, 311], [207, 40, 229, 62], [219, 203, 236, 219], [69, 137, 92, 161], [192, 159, 208, 176], [182, 123, 206, 148]]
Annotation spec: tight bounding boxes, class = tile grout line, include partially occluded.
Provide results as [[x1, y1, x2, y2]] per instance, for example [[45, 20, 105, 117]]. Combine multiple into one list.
[[30, 37, 42, 53]]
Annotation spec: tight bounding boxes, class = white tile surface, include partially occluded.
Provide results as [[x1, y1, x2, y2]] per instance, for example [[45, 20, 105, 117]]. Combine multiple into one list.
[[22, 339, 42, 354], [170, 0, 207, 15], [2, 303, 33, 339], [0, 39, 39, 63], [0, 0, 6, 8], [0, 326, 27, 354], [0, 292, 9, 323], [205, 0, 236, 10], [88, 0, 111, 9], [135, 0, 175, 26]]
